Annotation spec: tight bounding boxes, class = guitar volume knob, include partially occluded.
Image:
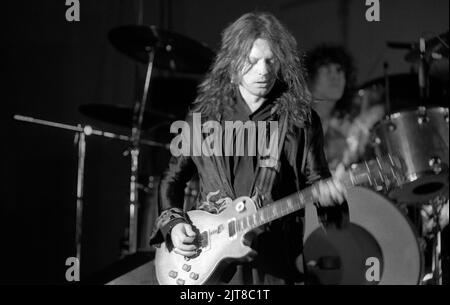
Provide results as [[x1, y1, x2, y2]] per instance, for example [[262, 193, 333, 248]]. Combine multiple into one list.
[[190, 272, 199, 280], [168, 270, 178, 278]]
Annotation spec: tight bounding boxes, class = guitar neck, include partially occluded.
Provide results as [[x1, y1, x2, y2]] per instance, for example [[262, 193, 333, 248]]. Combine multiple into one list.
[[233, 166, 380, 233]]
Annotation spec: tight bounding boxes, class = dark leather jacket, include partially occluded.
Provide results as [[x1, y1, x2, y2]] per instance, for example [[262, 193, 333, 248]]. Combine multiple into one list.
[[149, 108, 331, 249]]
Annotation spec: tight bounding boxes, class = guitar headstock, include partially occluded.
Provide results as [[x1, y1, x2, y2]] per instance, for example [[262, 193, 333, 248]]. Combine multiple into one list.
[[346, 154, 405, 192]]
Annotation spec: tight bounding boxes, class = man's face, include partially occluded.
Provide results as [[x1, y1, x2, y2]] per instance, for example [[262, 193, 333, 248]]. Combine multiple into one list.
[[238, 38, 278, 99], [311, 63, 346, 102]]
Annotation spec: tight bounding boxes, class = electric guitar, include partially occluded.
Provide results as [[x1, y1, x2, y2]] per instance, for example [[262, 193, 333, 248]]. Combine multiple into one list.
[[154, 156, 402, 285]]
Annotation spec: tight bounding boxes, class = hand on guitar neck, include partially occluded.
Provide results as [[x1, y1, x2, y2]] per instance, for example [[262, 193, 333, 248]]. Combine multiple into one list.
[[315, 177, 347, 207], [170, 177, 347, 258]]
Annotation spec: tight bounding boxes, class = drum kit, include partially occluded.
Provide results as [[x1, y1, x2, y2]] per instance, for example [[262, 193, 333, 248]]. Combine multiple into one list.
[[303, 32, 449, 285], [365, 33, 449, 211]]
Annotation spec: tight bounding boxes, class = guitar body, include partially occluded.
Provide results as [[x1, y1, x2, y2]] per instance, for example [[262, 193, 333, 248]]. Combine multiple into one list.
[[155, 196, 257, 285], [155, 157, 406, 285]]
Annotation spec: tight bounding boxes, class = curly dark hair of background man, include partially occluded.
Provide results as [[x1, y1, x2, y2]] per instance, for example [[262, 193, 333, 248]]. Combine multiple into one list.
[[304, 44, 358, 118]]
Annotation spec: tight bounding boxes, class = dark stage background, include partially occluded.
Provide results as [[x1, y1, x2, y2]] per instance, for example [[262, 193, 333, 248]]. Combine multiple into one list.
[[1, 0, 448, 284]]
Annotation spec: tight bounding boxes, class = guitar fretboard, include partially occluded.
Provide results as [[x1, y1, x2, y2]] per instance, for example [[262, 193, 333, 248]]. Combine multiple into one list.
[[232, 161, 388, 233]]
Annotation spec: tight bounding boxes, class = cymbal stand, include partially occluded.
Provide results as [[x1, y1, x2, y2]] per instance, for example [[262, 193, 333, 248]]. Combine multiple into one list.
[[432, 230, 443, 285], [75, 125, 86, 274], [127, 49, 155, 255], [418, 37, 430, 102], [383, 62, 391, 115], [422, 196, 446, 285], [430, 197, 445, 285], [13, 114, 168, 275], [13, 116, 89, 275]]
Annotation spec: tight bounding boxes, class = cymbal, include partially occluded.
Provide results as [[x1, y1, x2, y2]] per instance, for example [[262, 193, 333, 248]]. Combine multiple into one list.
[[405, 31, 449, 62], [79, 103, 176, 130], [108, 25, 215, 74]]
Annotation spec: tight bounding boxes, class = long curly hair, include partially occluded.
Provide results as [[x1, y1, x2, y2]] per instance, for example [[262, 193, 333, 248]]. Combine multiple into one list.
[[304, 44, 357, 118], [191, 12, 311, 127]]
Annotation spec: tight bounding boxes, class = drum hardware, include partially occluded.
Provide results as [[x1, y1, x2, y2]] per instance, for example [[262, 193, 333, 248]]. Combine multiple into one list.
[[136, 175, 160, 252], [347, 156, 403, 195], [388, 32, 449, 87], [429, 157, 443, 175], [421, 196, 448, 285], [136, 176, 157, 194], [107, 25, 214, 256], [404, 32, 449, 64], [356, 32, 448, 282], [431, 223, 443, 285], [108, 25, 215, 74], [418, 37, 431, 101], [416, 106, 429, 123], [409, 33, 449, 103], [127, 47, 154, 256], [13, 114, 169, 277], [13, 115, 170, 149], [387, 122, 396, 131], [383, 62, 391, 116], [370, 33, 449, 112], [78, 103, 176, 130], [371, 107, 449, 204], [357, 73, 447, 113]]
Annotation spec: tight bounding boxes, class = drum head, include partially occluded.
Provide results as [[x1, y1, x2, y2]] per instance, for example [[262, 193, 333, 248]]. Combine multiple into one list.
[[303, 187, 423, 285]]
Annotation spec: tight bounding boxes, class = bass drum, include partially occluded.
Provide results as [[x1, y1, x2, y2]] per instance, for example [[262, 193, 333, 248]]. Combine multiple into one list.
[[302, 187, 423, 285]]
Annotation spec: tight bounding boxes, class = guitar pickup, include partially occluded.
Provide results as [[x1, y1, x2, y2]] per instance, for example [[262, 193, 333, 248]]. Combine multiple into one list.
[[228, 219, 237, 238], [200, 231, 209, 247], [195, 231, 210, 250]]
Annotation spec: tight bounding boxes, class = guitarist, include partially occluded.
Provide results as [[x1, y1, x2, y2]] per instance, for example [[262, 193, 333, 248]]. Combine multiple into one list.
[[149, 12, 347, 285]]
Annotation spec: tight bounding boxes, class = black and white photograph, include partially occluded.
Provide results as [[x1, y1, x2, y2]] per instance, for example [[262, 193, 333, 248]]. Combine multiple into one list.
[[1, 0, 448, 291]]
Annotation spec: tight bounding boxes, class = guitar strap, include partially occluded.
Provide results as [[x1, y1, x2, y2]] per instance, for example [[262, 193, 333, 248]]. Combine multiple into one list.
[[250, 111, 289, 209]]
